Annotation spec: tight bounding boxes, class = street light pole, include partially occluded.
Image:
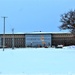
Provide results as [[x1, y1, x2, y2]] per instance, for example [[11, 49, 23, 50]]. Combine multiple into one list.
[[12, 28, 14, 49], [2, 17, 7, 51]]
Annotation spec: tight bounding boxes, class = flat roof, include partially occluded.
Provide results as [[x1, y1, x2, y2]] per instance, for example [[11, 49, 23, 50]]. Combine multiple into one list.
[[24, 32, 71, 35], [0, 32, 71, 35]]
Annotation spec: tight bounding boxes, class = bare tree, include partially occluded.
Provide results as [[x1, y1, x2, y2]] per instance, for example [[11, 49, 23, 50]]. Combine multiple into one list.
[[59, 10, 75, 34]]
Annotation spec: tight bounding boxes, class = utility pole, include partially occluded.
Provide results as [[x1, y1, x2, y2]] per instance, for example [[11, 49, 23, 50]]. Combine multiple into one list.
[[2, 17, 8, 51], [12, 28, 14, 49]]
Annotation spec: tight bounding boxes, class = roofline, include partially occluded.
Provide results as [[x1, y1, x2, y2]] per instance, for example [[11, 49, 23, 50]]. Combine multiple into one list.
[[0, 32, 71, 35], [24, 32, 71, 35]]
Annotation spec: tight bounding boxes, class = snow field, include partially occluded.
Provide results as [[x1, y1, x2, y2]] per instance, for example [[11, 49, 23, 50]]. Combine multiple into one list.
[[0, 47, 75, 75]]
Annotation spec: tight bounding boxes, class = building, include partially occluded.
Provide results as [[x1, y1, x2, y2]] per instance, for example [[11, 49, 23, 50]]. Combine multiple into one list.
[[0, 32, 75, 48], [0, 34, 25, 48], [25, 32, 52, 47], [52, 33, 75, 46]]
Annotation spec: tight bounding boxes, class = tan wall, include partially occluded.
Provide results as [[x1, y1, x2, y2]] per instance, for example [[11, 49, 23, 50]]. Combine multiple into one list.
[[52, 33, 75, 46], [1, 34, 25, 48]]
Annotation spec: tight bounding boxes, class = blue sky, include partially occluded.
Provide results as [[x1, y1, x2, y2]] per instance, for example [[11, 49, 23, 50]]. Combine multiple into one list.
[[0, 0, 75, 33]]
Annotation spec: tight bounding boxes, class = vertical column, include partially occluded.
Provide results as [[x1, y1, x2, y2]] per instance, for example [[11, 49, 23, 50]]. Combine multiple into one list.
[[50, 34, 52, 47], [0, 37, 1, 48], [12, 28, 14, 49]]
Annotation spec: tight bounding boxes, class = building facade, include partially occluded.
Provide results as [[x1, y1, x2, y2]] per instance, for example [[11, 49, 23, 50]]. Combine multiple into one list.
[[0, 34, 25, 48], [25, 33, 51, 47], [0, 32, 75, 48], [52, 33, 75, 46]]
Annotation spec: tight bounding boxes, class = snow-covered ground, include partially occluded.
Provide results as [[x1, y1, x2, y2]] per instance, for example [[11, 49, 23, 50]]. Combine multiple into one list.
[[0, 47, 75, 75]]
